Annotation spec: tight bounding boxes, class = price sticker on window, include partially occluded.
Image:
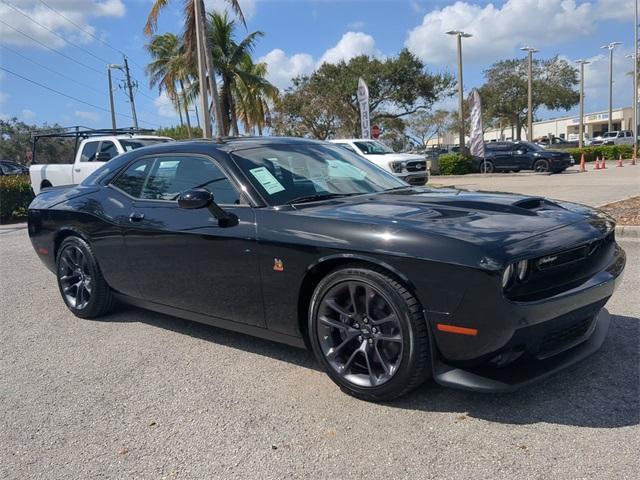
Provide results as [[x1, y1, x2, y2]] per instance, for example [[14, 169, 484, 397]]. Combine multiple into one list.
[[249, 167, 285, 195]]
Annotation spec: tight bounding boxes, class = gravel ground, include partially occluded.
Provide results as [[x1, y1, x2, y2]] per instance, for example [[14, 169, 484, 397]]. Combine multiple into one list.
[[1, 225, 638, 480], [601, 196, 640, 226]]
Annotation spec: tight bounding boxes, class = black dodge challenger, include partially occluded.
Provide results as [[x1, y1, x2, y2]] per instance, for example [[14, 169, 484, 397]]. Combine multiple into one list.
[[28, 137, 626, 401]]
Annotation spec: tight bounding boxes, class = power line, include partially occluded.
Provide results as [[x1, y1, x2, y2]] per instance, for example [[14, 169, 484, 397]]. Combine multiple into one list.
[[2, 0, 111, 65], [0, 19, 104, 76], [0, 66, 162, 128]]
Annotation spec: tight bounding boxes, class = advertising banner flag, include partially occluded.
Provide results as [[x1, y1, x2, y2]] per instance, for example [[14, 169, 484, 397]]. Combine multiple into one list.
[[357, 77, 371, 139], [468, 88, 485, 159]]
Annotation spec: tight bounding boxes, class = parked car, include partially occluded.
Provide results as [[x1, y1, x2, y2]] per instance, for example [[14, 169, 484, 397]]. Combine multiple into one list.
[[0, 160, 29, 176], [475, 141, 574, 173], [30, 133, 173, 195], [590, 130, 635, 146], [28, 137, 625, 401], [534, 136, 578, 149], [328, 139, 429, 185]]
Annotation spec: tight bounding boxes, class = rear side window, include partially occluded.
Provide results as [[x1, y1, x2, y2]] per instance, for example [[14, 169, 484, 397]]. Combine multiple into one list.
[[111, 155, 243, 204], [80, 142, 99, 162]]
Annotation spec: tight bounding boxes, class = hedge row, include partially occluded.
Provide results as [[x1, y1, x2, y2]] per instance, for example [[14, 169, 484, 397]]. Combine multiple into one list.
[[438, 153, 474, 175], [0, 174, 34, 221], [565, 144, 635, 163]]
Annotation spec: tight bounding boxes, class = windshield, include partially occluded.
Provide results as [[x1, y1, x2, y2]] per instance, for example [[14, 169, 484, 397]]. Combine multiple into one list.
[[353, 140, 394, 155], [602, 132, 618, 138], [119, 138, 171, 151], [232, 143, 406, 205]]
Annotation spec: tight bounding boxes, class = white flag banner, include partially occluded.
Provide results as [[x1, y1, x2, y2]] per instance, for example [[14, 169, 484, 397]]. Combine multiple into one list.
[[357, 77, 371, 139], [468, 88, 485, 159]]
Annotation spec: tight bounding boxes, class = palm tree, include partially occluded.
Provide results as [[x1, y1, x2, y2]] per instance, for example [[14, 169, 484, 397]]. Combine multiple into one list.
[[209, 11, 276, 136], [234, 58, 279, 135], [144, 0, 244, 138], [145, 33, 193, 138]]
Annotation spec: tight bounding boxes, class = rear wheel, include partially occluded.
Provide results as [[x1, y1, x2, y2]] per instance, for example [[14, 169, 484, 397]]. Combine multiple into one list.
[[56, 236, 114, 319], [479, 160, 494, 173], [533, 159, 550, 172], [309, 265, 431, 401]]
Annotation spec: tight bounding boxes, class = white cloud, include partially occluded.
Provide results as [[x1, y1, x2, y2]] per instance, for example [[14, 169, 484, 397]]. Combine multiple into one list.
[[154, 92, 179, 118], [596, 0, 635, 21], [206, 0, 256, 21], [259, 49, 315, 90], [75, 110, 100, 122], [319, 32, 379, 65], [21, 109, 36, 120], [260, 31, 380, 89], [405, 0, 594, 65], [0, 0, 125, 48]]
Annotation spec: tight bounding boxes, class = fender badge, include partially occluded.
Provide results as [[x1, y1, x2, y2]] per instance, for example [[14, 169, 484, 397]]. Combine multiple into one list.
[[273, 258, 284, 272]]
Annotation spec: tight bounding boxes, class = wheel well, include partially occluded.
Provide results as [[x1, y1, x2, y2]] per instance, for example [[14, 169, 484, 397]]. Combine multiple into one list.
[[53, 229, 82, 259], [296, 258, 419, 349]]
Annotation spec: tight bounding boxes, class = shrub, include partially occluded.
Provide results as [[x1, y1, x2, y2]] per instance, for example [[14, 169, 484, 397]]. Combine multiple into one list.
[[566, 144, 634, 163], [0, 174, 34, 221], [438, 153, 473, 175], [155, 125, 203, 140]]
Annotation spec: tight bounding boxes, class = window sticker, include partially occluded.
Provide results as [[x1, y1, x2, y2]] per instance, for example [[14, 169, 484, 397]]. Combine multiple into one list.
[[249, 166, 285, 195]]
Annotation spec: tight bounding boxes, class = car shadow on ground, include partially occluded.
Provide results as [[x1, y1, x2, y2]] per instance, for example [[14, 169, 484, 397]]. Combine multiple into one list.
[[107, 307, 639, 429]]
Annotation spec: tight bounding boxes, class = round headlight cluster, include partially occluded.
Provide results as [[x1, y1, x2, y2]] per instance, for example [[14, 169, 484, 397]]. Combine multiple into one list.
[[502, 260, 530, 289]]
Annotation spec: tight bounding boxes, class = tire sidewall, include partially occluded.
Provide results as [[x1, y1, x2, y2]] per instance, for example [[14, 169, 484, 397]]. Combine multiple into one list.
[[56, 236, 102, 317], [534, 159, 550, 172], [308, 268, 419, 400]]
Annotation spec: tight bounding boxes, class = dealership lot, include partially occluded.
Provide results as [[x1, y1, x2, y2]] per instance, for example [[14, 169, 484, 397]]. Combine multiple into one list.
[[430, 164, 640, 207], [0, 220, 638, 479]]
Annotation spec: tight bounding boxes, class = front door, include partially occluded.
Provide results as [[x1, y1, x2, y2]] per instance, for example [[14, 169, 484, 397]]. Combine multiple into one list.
[[110, 153, 264, 327]]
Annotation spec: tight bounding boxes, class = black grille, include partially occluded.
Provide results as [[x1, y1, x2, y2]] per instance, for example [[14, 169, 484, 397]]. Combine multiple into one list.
[[537, 316, 594, 359], [406, 160, 426, 172]]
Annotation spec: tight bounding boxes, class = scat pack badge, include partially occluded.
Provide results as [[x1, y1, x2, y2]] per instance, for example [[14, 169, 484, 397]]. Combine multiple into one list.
[[273, 258, 284, 272]]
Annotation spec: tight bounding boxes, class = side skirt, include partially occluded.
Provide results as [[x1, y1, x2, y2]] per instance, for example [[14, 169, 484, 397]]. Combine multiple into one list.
[[113, 293, 307, 349]]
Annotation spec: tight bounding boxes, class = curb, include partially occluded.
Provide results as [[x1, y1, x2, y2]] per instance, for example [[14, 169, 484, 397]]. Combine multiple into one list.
[[615, 225, 640, 240]]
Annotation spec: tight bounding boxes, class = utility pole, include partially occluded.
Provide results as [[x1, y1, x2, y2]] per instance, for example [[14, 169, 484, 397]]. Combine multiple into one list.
[[576, 60, 590, 149], [194, 0, 212, 139], [107, 65, 117, 130], [446, 30, 472, 151], [122, 55, 139, 129], [634, 1, 638, 161], [521, 46, 539, 142], [601, 42, 622, 132]]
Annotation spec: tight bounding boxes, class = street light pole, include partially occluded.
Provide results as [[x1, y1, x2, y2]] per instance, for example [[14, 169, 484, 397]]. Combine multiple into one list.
[[601, 41, 622, 132], [446, 30, 472, 151], [576, 60, 590, 149], [521, 46, 539, 142], [107, 63, 124, 130]]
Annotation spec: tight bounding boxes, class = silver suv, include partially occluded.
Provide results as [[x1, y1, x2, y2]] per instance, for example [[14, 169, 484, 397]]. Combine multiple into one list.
[[590, 130, 635, 146]]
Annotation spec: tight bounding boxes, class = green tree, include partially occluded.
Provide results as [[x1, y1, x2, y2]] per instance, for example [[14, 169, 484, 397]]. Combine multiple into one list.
[[479, 56, 579, 140], [271, 49, 455, 139], [234, 57, 279, 135], [406, 109, 452, 147], [146, 33, 194, 138], [0, 119, 75, 165]]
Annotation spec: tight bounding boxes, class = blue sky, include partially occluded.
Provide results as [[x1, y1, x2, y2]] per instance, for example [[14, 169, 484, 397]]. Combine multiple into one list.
[[0, 0, 636, 130]]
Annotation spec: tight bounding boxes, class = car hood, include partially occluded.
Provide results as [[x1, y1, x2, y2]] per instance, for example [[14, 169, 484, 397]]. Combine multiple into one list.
[[363, 153, 425, 162], [291, 187, 613, 251]]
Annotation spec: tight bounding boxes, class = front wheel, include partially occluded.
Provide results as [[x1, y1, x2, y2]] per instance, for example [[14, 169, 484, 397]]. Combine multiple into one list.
[[479, 160, 494, 173], [56, 236, 114, 319], [533, 159, 550, 172], [308, 265, 431, 401]]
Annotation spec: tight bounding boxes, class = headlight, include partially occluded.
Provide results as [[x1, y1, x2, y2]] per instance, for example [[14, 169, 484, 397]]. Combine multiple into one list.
[[389, 161, 406, 173], [502, 264, 515, 289], [516, 260, 529, 281]]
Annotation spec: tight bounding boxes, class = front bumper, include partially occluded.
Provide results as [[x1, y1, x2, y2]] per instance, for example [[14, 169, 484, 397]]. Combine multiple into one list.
[[396, 171, 429, 185]]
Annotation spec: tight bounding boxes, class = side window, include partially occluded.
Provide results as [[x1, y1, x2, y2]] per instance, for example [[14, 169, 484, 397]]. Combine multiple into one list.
[[112, 155, 243, 204], [80, 141, 99, 162], [111, 158, 154, 197], [99, 141, 119, 160], [337, 143, 357, 154]]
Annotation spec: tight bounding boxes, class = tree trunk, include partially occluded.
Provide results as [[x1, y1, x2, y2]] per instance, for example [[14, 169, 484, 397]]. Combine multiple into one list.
[[194, 98, 201, 128], [199, 0, 225, 139], [177, 102, 184, 127], [179, 79, 193, 139], [515, 116, 522, 140], [228, 85, 239, 136], [220, 81, 231, 135]]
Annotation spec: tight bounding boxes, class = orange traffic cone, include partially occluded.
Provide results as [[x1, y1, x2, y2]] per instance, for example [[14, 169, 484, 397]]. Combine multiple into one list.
[[617, 154, 623, 167], [579, 153, 587, 172], [594, 157, 601, 170]]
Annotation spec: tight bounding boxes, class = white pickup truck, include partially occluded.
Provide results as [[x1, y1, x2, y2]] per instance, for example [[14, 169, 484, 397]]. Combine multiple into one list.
[[30, 134, 173, 195]]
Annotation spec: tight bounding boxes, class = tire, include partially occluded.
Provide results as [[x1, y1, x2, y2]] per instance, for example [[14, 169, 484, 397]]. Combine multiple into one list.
[[56, 236, 114, 319], [308, 264, 431, 401], [533, 159, 550, 172], [478, 160, 494, 173]]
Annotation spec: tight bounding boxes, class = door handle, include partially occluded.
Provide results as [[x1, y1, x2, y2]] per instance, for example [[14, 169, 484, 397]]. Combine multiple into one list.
[[129, 212, 145, 222], [74, 168, 81, 172]]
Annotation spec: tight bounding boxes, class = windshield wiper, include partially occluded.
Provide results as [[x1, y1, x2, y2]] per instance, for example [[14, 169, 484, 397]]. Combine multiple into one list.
[[288, 193, 355, 204]]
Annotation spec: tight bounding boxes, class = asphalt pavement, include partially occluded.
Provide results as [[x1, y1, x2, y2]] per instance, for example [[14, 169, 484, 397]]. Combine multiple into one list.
[[0, 223, 638, 479]]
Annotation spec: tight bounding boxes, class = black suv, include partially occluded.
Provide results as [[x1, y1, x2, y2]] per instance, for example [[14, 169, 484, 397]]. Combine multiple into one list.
[[475, 141, 573, 173]]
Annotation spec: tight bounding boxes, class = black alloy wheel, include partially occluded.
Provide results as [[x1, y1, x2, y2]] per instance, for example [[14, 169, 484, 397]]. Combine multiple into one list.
[[533, 159, 550, 172], [309, 265, 431, 401], [56, 236, 114, 318], [480, 160, 494, 173]]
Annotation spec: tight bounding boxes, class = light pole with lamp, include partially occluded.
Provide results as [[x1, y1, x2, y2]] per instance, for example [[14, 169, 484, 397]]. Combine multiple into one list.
[[520, 46, 539, 142], [446, 30, 472, 151], [601, 41, 622, 132], [575, 59, 590, 149]]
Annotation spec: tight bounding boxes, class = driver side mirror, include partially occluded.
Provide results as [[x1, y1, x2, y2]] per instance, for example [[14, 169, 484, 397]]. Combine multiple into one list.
[[95, 152, 112, 162], [178, 188, 238, 227], [515, 149, 524, 155]]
